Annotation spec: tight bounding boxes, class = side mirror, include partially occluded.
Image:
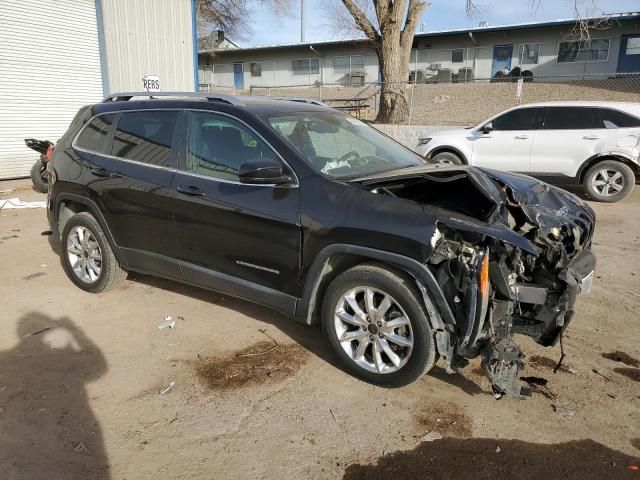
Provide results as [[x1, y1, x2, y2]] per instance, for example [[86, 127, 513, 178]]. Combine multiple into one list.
[[481, 122, 494, 134], [238, 158, 293, 185]]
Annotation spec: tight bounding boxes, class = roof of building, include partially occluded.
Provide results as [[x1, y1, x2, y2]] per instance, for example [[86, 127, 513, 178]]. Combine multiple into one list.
[[201, 11, 640, 54]]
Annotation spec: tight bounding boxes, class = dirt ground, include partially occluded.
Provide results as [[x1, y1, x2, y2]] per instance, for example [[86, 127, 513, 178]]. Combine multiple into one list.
[[1, 179, 639, 479]]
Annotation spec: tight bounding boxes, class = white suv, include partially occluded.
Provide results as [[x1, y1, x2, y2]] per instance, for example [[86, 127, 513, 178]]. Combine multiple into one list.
[[415, 101, 640, 202]]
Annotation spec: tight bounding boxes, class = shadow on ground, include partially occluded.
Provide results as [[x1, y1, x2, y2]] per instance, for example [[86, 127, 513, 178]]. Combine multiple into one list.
[[343, 438, 640, 480], [0, 312, 110, 479]]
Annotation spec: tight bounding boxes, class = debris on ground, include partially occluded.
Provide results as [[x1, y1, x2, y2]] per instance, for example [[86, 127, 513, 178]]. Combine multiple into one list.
[[413, 402, 472, 438], [73, 442, 87, 453], [159, 382, 175, 396], [158, 316, 175, 330], [496, 446, 501, 453], [602, 351, 640, 368], [24, 327, 51, 337], [529, 355, 576, 374], [41, 230, 53, 236], [552, 403, 576, 417], [520, 376, 556, 400], [592, 368, 613, 382], [22, 272, 46, 281], [420, 431, 443, 442], [0, 198, 47, 209]]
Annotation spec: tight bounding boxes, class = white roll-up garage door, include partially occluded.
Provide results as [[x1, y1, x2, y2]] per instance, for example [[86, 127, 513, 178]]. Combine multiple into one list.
[[0, 0, 104, 179]]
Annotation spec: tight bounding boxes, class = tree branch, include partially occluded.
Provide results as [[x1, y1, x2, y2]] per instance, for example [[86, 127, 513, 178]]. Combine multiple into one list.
[[400, 0, 428, 47], [341, 0, 380, 41]]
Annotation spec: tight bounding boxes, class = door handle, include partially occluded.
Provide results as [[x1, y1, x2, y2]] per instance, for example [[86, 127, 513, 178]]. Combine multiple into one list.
[[514, 135, 530, 140], [90, 167, 120, 178], [583, 135, 601, 140], [176, 185, 206, 197]]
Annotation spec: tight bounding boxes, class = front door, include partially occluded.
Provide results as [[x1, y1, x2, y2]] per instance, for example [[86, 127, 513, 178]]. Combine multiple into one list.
[[617, 34, 640, 73], [172, 110, 300, 312], [471, 107, 543, 174], [492, 45, 514, 76], [233, 63, 244, 89]]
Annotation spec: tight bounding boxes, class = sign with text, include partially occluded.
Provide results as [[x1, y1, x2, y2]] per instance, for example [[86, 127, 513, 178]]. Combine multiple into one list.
[[142, 75, 160, 92]]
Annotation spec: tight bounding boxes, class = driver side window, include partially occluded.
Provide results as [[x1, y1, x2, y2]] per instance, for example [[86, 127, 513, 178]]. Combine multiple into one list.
[[186, 112, 275, 181]]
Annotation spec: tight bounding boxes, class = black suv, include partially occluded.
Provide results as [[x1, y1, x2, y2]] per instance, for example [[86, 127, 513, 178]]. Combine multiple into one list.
[[47, 92, 596, 397]]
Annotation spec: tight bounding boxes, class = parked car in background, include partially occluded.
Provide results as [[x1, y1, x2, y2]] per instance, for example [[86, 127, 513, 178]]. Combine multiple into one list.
[[416, 101, 640, 202], [47, 93, 596, 398]]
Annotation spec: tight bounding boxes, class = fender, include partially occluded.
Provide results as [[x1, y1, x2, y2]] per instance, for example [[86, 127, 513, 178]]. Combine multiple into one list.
[[577, 152, 640, 182], [426, 145, 469, 164], [294, 244, 456, 331], [52, 192, 129, 268]]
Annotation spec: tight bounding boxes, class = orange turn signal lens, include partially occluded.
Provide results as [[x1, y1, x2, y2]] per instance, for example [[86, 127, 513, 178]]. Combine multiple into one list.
[[479, 252, 489, 297]]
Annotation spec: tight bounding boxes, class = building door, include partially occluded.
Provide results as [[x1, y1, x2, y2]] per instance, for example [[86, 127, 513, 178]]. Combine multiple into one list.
[[617, 35, 640, 73], [233, 63, 244, 89], [491, 45, 514, 76]]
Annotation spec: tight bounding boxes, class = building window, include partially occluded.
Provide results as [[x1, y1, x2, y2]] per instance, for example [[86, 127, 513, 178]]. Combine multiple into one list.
[[626, 37, 640, 55], [250, 62, 262, 77], [520, 43, 540, 64], [557, 39, 609, 63], [334, 55, 365, 74], [350, 55, 365, 72], [292, 58, 320, 75], [334, 56, 349, 74], [451, 49, 464, 63]]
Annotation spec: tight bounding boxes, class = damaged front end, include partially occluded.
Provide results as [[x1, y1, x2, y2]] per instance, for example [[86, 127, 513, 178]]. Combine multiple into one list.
[[364, 166, 596, 398]]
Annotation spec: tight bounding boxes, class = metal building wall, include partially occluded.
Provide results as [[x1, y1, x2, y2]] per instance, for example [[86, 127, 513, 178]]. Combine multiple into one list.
[[100, 0, 196, 93], [0, 0, 103, 179]]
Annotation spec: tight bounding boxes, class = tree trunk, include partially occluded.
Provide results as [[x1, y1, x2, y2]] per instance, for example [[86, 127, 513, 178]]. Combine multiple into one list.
[[375, 37, 412, 123]]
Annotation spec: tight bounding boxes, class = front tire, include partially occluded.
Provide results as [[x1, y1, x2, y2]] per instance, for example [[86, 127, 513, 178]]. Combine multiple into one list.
[[30, 160, 48, 193], [61, 212, 127, 293], [431, 151, 463, 165], [583, 160, 635, 203], [322, 263, 436, 387]]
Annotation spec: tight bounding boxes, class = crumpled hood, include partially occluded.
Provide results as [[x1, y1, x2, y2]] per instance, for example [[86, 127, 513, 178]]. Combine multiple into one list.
[[354, 165, 596, 255]]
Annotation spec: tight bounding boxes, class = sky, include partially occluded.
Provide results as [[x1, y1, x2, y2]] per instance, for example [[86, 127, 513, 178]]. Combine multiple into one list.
[[241, 0, 640, 46]]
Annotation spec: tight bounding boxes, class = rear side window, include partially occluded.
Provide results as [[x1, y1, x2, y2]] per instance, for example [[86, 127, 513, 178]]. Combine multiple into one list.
[[542, 107, 597, 130], [75, 114, 116, 152], [596, 108, 640, 128], [491, 108, 542, 131], [111, 111, 178, 167]]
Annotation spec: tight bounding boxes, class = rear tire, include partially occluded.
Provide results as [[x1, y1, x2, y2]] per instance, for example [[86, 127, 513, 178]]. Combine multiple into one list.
[[322, 263, 436, 387], [61, 212, 127, 293], [431, 151, 464, 165], [30, 160, 48, 193], [583, 160, 635, 203]]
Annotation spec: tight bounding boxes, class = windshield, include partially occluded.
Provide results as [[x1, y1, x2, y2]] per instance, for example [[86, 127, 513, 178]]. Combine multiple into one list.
[[261, 111, 424, 178]]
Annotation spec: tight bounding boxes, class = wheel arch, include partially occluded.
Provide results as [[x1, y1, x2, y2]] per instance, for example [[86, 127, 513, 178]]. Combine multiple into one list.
[[295, 244, 455, 333], [53, 193, 128, 268], [427, 146, 468, 165], [577, 153, 640, 184]]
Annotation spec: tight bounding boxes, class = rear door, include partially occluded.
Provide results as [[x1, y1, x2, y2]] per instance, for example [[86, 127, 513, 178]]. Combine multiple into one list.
[[172, 110, 300, 311], [80, 109, 182, 277], [471, 107, 543, 173], [530, 107, 602, 179]]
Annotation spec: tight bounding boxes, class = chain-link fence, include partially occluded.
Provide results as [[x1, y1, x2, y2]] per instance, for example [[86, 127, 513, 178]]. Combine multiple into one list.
[[199, 72, 640, 126]]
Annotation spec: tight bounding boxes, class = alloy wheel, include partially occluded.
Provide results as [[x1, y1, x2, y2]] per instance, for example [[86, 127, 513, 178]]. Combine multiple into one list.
[[591, 168, 625, 197], [66, 226, 102, 283], [333, 287, 414, 374]]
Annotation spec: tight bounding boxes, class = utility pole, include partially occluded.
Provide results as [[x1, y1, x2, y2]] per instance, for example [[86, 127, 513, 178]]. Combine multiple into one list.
[[301, 0, 305, 42]]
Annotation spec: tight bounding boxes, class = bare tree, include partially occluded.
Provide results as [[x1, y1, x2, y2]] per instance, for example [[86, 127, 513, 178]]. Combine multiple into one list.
[[197, 0, 292, 41], [328, 0, 608, 123]]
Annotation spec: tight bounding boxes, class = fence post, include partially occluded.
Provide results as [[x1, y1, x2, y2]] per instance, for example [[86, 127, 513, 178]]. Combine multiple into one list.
[[408, 80, 416, 126]]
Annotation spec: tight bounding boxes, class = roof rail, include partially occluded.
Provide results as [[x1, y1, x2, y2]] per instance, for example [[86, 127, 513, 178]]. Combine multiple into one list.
[[258, 96, 327, 107], [102, 91, 245, 106]]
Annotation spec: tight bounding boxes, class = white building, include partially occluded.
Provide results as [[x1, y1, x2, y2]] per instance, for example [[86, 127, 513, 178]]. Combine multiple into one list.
[[0, 0, 197, 179], [199, 13, 640, 90]]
